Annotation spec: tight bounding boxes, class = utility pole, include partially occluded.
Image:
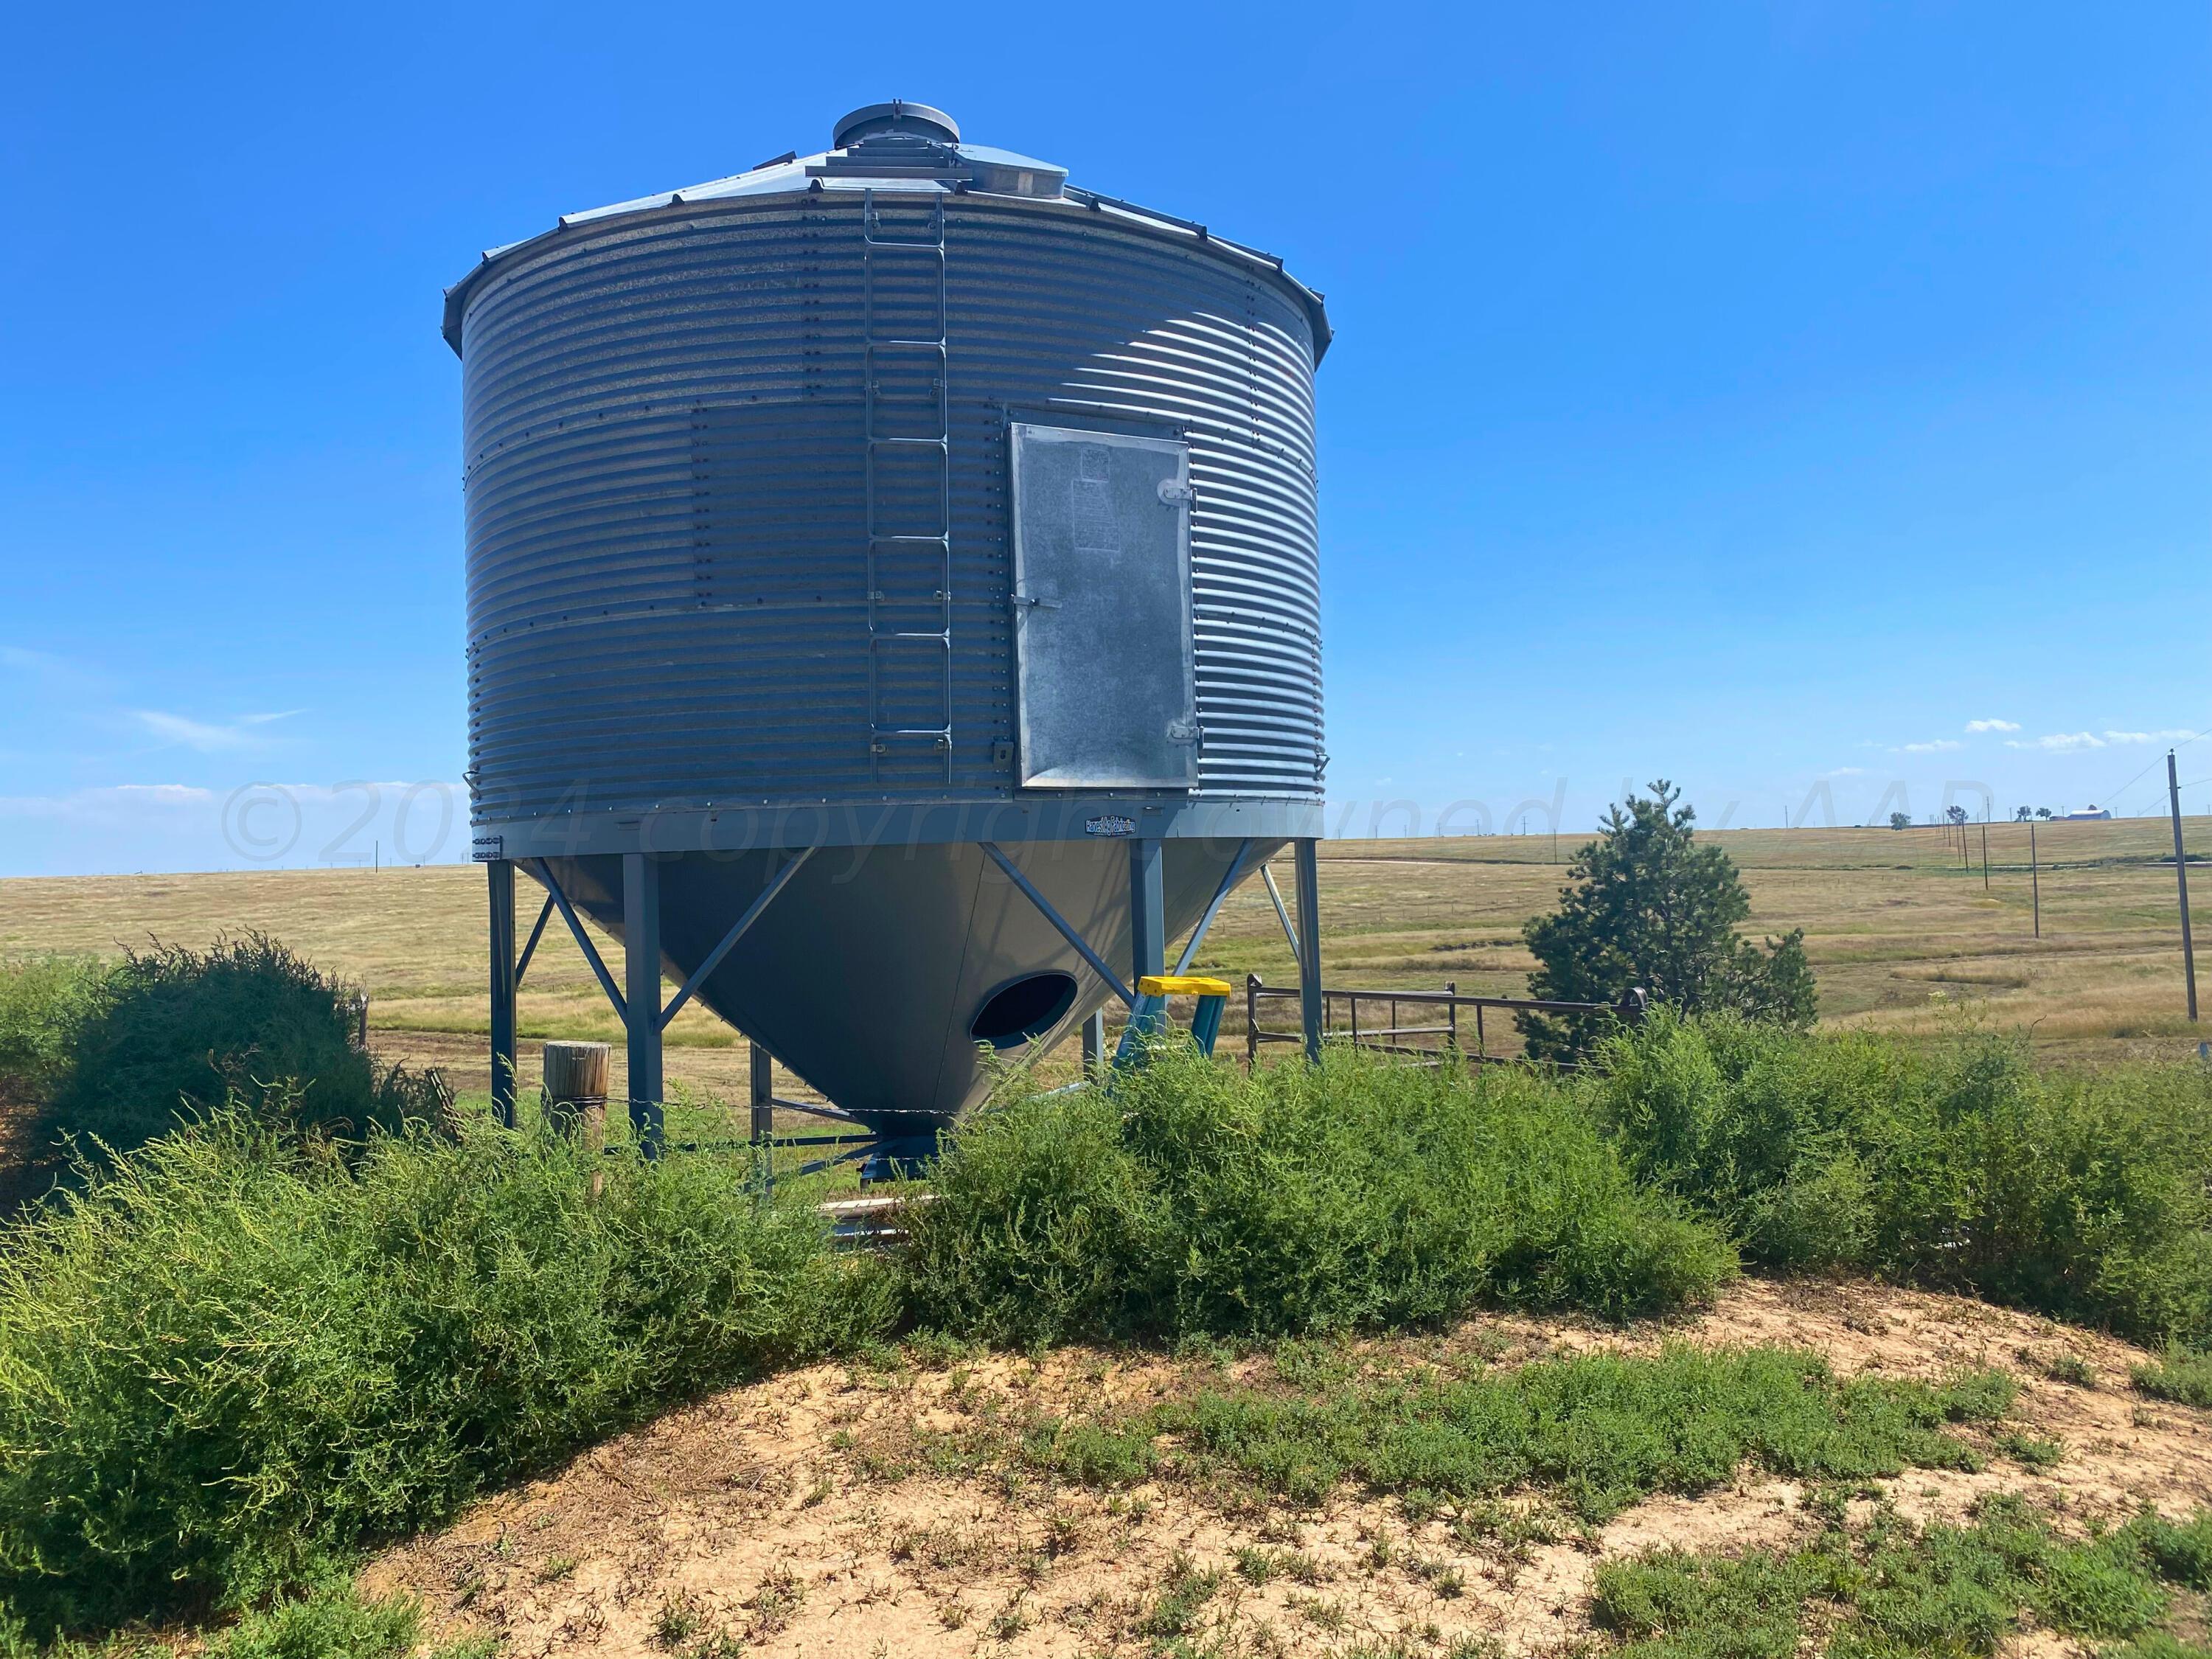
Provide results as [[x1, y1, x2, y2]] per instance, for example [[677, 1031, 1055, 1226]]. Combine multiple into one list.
[[2170, 750, 2199, 1022], [2030, 818, 2041, 939], [1980, 818, 1989, 891]]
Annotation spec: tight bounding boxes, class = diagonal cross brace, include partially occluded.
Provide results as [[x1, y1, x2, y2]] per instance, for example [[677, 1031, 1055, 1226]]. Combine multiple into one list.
[[532, 858, 628, 1023], [658, 847, 815, 1031], [980, 841, 1135, 1006], [1260, 862, 1301, 964], [1174, 837, 1254, 975], [514, 892, 555, 989]]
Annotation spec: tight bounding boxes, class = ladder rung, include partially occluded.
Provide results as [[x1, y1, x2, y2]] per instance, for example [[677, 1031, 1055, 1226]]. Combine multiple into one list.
[[863, 190, 950, 783]]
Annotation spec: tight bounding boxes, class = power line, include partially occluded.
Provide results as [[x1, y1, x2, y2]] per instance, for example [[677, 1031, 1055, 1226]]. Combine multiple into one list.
[[2100, 720, 2212, 815]]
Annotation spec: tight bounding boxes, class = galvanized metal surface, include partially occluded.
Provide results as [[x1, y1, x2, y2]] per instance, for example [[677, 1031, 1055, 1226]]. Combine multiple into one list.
[[460, 106, 1327, 1129], [1010, 424, 1197, 789], [532, 838, 1283, 1130], [456, 136, 1323, 830]]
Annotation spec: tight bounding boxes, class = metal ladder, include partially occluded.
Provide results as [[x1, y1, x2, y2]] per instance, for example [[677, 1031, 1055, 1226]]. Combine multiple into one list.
[[862, 187, 953, 782]]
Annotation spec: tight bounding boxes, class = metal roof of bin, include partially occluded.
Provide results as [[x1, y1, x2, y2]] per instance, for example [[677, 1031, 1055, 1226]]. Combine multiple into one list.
[[442, 101, 1331, 359]]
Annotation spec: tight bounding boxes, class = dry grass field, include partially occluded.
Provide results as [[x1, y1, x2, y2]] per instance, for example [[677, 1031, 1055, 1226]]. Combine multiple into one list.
[[0, 817, 2203, 1113]]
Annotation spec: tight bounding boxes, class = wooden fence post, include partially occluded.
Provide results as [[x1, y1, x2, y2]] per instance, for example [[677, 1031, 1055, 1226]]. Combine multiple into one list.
[[543, 1040, 610, 1198]]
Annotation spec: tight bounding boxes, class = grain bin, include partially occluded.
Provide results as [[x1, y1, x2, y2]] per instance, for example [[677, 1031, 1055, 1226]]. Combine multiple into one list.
[[452, 102, 1329, 1150]]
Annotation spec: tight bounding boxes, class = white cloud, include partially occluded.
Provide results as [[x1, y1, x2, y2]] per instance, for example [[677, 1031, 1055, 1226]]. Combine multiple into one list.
[[0, 784, 214, 821], [1897, 739, 1963, 754], [1823, 766, 1868, 777], [130, 709, 303, 753], [2006, 732, 2105, 752], [112, 783, 215, 804], [2101, 728, 2199, 745], [1965, 719, 2020, 734], [0, 779, 470, 874]]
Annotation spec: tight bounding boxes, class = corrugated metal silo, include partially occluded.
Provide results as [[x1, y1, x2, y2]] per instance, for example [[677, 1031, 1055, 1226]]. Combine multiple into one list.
[[452, 102, 1330, 1146]]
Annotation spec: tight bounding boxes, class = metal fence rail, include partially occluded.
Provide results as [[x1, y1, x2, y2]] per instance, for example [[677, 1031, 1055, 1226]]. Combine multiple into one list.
[[1245, 976, 1645, 1069]]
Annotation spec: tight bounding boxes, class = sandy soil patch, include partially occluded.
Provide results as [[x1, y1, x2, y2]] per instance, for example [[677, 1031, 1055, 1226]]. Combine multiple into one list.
[[364, 1281, 2212, 1658]]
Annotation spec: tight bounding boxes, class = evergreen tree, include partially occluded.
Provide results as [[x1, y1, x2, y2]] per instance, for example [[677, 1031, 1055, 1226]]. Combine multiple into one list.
[[1518, 781, 1817, 1060]]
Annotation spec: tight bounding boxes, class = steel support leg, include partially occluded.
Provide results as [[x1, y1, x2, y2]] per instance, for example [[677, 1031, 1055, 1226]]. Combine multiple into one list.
[[749, 1039, 773, 1194], [1130, 838, 1166, 984], [1295, 838, 1324, 1062], [488, 860, 518, 1128], [622, 852, 664, 1154], [1081, 1009, 1106, 1071], [749, 1041, 773, 1143]]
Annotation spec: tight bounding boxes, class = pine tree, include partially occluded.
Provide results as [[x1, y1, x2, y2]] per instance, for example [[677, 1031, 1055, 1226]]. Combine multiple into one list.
[[1518, 781, 1818, 1060]]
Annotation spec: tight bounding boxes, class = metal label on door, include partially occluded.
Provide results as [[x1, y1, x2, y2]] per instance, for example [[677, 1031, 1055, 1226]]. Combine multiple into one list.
[[1009, 423, 1198, 790]]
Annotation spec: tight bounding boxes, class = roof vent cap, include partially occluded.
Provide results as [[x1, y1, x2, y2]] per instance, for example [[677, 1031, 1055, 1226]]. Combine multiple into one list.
[[833, 100, 960, 149]]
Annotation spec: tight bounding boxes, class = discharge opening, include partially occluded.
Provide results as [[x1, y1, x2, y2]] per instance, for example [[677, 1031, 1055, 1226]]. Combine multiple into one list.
[[970, 972, 1079, 1048]]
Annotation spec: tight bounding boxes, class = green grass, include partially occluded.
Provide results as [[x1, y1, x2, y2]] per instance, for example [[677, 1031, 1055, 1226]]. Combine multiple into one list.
[[1135, 1550, 1225, 1640], [1592, 1010, 2212, 1346], [900, 1043, 1736, 1346], [1025, 1345, 2014, 1526], [0, 1114, 888, 1638], [2134, 1349, 2212, 1410], [2107, 1638, 2212, 1659], [1592, 1495, 2212, 1658], [0, 1579, 493, 1659], [200, 1583, 493, 1659]]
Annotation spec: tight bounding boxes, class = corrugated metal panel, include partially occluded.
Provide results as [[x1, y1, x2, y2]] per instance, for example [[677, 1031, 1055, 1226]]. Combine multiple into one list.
[[460, 192, 1321, 822]]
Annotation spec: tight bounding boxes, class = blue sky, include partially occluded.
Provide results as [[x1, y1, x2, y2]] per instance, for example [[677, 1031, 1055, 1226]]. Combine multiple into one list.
[[1, 2, 2206, 874]]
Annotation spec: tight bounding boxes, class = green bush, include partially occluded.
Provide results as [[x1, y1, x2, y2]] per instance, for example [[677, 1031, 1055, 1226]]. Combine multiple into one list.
[[44, 936, 439, 1155], [900, 1043, 1736, 1346], [2134, 1348, 2212, 1410], [0, 1115, 889, 1636], [1591, 1011, 2212, 1346], [0, 957, 108, 1103]]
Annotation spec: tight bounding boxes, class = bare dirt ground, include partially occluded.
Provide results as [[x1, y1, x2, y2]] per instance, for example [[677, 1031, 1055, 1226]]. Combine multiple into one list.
[[364, 1281, 2212, 1659]]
